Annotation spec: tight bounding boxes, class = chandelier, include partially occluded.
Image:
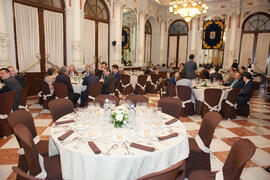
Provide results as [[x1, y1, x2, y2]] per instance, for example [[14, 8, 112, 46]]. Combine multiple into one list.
[[169, 0, 209, 22]]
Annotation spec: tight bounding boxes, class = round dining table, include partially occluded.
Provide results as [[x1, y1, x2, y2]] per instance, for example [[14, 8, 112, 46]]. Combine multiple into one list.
[[49, 106, 189, 180]]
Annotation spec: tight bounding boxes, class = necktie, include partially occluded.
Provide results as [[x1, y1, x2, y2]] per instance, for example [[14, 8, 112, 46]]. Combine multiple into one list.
[[231, 80, 237, 88]]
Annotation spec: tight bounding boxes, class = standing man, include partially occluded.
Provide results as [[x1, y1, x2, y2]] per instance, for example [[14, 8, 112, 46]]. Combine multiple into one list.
[[0, 68, 22, 110], [100, 68, 115, 94], [237, 72, 253, 105], [183, 54, 197, 79], [112, 64, 121, 88], [247, 58, 254, 74], [7, 66, 26, 88]]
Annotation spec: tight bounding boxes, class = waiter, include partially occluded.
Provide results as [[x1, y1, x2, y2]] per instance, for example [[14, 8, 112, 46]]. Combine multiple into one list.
[[247, 58, 254, 74]]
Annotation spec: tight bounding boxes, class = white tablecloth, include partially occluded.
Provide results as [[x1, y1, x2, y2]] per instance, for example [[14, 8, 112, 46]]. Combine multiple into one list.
[[49, 111, 189, 180]]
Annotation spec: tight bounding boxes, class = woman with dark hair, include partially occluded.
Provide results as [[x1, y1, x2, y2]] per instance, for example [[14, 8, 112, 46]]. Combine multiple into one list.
[[237, 72, 253, 105], [45, 67, 58, 93], [176, 71, 192, 88]]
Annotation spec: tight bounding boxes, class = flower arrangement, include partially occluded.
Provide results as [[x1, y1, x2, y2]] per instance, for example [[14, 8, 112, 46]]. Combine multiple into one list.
[[111, 106, 128, 128]]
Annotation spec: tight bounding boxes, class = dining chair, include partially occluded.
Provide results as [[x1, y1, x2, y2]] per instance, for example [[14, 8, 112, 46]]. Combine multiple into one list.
[[146, 74, 159, 94], [220, 88, 241, 120], [53, 82, 68, 99], [201, 88, 222, 118], [0, 91, 16, 137], [84, 82, 103, 106], [95, 95, 120, 107], [158, 72, 167, 80], [167, 81, 176, 97], [13, 124, 62, 180], [189, 139, 256, 180], [108, 79, 117, 95], [185, 112, 222, 178], [118, 75, 134, 95], [176, 85, 194, 117], [48, 99, 74, 122], [125, 95, 149, 106], [158, 97, 182, 119], [136, 160, 185, 180], [134, 75, 148, 95], [18, 85, 29, 111], [40, 81, 55, 109], [12, 166, 44, 180]]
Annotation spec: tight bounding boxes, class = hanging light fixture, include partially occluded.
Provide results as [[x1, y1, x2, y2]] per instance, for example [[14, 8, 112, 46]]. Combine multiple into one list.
[[169, 0, 209, 22]]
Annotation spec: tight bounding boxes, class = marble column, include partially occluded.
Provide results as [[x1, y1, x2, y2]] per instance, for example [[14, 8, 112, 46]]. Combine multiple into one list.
[[226, 13, 238, 68], [136, 11, 145, 66], [190, 17, 197, 56], [0, 0, 10, 67], [159, 20, 167, 65], [65, 8, 73, 66]]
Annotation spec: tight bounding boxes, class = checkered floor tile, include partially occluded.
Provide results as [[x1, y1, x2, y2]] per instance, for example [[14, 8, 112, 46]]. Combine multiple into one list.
[[1, 91, 270, 179]]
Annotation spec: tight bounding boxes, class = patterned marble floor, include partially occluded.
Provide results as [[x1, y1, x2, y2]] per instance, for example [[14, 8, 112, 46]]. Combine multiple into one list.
[[1, 91, 270, 180]]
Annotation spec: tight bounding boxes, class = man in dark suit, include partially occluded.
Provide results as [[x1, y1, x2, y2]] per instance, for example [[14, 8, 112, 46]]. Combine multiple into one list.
[[7, 66, 26, 88], [112, 64, 121, 89], [225, 71, 245, 89], [210, 67, 223, 81], [55, 66, 80, 106], [80, 71, 99, 107], [100, 68, 115, 94], [200, 65, 210, 79], [237, 72, 253, 105], [68, 64, 78, 77], [183, 54, 197, 79], [0, 68, 22, 110], [96, 61, 108, 79], [82, 64, 90, 77]]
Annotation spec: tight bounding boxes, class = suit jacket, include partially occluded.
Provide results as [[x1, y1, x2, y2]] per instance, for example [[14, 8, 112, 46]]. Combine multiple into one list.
[[68, 71, 78, 76], [4, 76, 22, 110], [225, 78, 245, 89], [183, 60, 197, 79], [55, 73, 74, 95], [15, 75, 26, 88], [82, 74, 99, 89], [210, 72, 223, 81], [237, 80, 253, 105], [102, 74, 115, 94], [200, 69, 210, 79], [113, 71, 121, 88]]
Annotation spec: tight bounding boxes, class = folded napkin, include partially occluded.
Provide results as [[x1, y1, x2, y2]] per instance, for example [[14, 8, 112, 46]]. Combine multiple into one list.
[[158, 132, 178, 140], [58, 130, 74, 141], [165, 118, 178, 125], [130, 143, 155, 152], [55, 120, 75, 125], [88, 141, 101, 154]]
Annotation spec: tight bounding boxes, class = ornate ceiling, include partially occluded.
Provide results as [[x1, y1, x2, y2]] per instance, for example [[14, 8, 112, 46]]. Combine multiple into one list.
[[152, 0, 230, 6]]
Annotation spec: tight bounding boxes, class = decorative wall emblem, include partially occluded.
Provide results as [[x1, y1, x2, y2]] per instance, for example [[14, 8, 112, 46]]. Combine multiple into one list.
[[210, 31, 216, 39]]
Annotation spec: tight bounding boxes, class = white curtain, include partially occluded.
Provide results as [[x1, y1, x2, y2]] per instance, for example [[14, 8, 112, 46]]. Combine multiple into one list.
[[239, 34, 254, 67], [84, 19, 96, 67], [254, 33, 270, 73], [14, 3, 40, 72], [44, 10, 64, 67], [168, 36, 177, 65], [178, 36, 188, 64], [144, 34, 151, 62], [98, 22, 109, 63]]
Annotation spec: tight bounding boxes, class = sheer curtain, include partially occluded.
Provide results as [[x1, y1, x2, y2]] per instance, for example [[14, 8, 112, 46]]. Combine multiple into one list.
[[14, 3, 40, 72], [239, 34, 254, 67], [178, 36, 188, 64], [84, 19, 96, 66], [44, 10, 64, 67], [144, 34, 151, 62], [98, 23, 109, 63], [168, 36, 177, 65], [254, 33, 270, 73]]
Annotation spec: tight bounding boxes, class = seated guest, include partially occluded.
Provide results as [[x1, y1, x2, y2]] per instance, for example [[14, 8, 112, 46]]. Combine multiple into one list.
[[96, 61, 108, 79], [126, 60, 132, 66], [112, 64, 121, 88], [239, 66, 246, 76], [100, 68, 115, 94], [44, 67, 58, 94], [167, 63, 175, 72], [156, 64, 161, 71], [210, 67, 223, 81], [200, 65, 210, 79], [160, 63, 167, 72], [145, 61, 154, 74], [179, 63, 184, 72], [153, 67, 159, 75], [68, 64, 78, 77], [0, 68, 22, 110], [80, 71, 99, 107], [0, 82, 9, 94], [55, 66, 80, 106], [168, 71, 180, 86], [176, 71, 192, 88], [237, 72, 253, 105], [231, 59, 239, 71], [225, 71, 245, 89], [82, 64, 90, 77], [7, 66, 26, 88]]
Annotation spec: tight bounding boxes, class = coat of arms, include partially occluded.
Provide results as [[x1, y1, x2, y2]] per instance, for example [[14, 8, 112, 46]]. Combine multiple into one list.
[[210, 31, 216, 39]]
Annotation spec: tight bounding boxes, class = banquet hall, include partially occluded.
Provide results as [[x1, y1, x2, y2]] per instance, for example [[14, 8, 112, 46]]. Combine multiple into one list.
[[0, 0, 270, 179]]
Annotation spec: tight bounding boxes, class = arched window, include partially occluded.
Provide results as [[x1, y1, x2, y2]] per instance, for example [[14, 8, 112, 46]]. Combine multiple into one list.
[[169, 20, 188, 35], [144, 20, 152, 62], [15, 0, 64, 11], [242, 12, 270, 33], [84, 0, 109, 22], [145, 20, 152, 34]]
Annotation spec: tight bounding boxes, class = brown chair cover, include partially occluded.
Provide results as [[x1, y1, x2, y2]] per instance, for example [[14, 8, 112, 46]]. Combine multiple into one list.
[[84, 82, 103, 106], [118, 75, 134, 95], [53, 82, 68, 98], [0, 91, 16, 137], [95, 95, 120, 107], [185, 112, 222, 178], [19, 85, 29, 109], [12, 166, 44, 180], [48, 99, 74, 122], [137, 160, 185, 180], [146, 74, 159, 94], [158, 97, 182, 119], [201, 89, 222, 117], [125, 95, 149, 106], [236, 104, 250, 116], [189, 139, 256, 180], [135, 75, 148, 95], [158, 72, 167, 80], [40, 81, 55, 109], [167, 82, 176, 97], [108, 79, 117, 94], [176, 85, 194, 117], [220, 88, 241, 119], [13, 124, 62, 180]]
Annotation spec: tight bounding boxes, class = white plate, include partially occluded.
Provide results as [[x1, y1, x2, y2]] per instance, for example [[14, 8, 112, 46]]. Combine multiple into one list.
[[111, 135, 127, 143], [84, 132, 101, 140], [138, 130, 154, 138]]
